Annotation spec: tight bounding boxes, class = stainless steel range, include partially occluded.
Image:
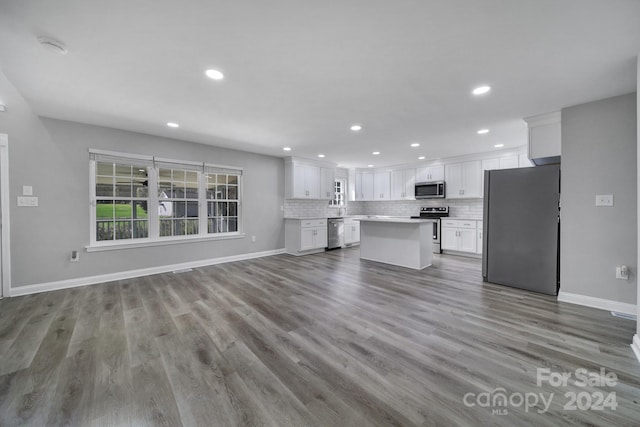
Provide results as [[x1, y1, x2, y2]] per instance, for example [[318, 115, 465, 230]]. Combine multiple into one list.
[[411, 206, 449, 253]]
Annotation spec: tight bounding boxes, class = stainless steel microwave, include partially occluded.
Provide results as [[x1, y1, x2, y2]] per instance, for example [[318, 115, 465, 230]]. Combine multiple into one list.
[[415, 181, 446, 199]]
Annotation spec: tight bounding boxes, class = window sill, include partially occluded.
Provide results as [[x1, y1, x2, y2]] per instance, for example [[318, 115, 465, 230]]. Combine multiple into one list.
[[86, 233, 246, 252]]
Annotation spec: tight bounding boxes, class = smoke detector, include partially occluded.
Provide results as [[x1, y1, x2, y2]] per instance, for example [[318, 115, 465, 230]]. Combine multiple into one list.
[[37, 36, 68, 54]]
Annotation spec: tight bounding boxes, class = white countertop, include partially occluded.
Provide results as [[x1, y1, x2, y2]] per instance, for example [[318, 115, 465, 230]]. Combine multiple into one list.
[[355, 217, 435, 224], [444, 217, 483, 221]]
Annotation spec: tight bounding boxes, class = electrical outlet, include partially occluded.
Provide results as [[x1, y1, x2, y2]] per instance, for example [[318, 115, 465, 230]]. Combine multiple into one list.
[[70, 250, 79, 262], [615, 265, 628, 280], [251, 235, 256, 242], [595, 194, 613, 207]]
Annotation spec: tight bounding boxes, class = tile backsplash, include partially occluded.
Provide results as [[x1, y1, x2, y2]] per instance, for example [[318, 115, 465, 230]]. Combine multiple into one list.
[[284, 198, 482, 219]]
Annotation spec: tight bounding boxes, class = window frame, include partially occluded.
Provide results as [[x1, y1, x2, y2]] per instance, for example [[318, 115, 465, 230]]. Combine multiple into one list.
[[88, 149, 244, 251], [329, 178, 346, 207]]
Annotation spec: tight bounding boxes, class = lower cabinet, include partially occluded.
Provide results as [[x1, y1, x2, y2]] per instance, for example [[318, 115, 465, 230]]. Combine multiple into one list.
[[344, 218, 361, 245], [476, 221, 483, 254], [285, 219, 327, 255], [441, 219, 478, 254]]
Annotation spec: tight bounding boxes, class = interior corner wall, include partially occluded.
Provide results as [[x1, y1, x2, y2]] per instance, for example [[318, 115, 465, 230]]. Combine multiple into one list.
[[637, 55, 640, 337], [561, 92, 637, 305], [0, 70, 285, 288]]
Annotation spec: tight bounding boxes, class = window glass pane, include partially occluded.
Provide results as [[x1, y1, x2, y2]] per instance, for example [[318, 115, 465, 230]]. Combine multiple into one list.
[[217, 175, 227, 184], [227, 185, 238, 200], [160, 219, 172, 236], [185, 171, 198, 183], [133, 166, 148, 178], [217, 202, 228, 216], [218, 218, 228, 233], [228, 217, 238, 232], [115, 221, 132, 240], [186, 201, 198, 218], [97, 221, 114, 241], [115, 164, 132, 177], [114, 201, 133, 219], [207, 175, 216, 185], [159, 181, 172, 197], [227, 175, 238, 185], [133, 178, 148, 198], [159, 168, 172, 181], [133, 220, 148, 238], [96, 201, 114, 220], [229, 202, 238, 216], [185, 219, 198, 235], [96, 176, 114, 197], [159, 200, 173, 218], [172, 169, 185, 182], [208, 218, 215, 233], [97, 162, 113, 176], [185, 181, 199, 199], [216, 185, 227, 199], [115, 178, 132, 197], [134, 201, 148, 219], [207, 201, 215, 217]]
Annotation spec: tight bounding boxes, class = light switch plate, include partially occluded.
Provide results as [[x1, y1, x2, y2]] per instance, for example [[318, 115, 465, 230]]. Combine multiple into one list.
[[595, 194, 613, 207], [22, 185, 33, 196], [17, 196, 38, 207]]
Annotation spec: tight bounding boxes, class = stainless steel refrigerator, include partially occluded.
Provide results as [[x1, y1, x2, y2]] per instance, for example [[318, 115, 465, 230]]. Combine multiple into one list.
[[482, 164, 560, 295]]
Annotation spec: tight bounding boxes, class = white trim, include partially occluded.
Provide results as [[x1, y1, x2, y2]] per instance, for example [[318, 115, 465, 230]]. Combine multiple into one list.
[[558, 291, 637, 315], [0, 134, 11, 298], [631, 335, 640, 364], [86, 232, 245, 252], [522, 111, 562, 127], [10, 248, 286, 297]]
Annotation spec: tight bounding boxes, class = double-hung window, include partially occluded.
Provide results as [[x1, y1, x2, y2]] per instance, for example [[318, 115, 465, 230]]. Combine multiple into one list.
[[89, 150, 243, 248]]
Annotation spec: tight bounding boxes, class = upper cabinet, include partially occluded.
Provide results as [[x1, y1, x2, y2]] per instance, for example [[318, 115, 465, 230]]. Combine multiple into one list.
[[391, 168, 416, 200], [319, 167, 335, 200], [416, 165, 444, 183], [373, 171, 391, 200], [523, 111, 561, 165], [445, 161, 481, 199], [285, 158, 335, 200], [355, 171, 374, 201]]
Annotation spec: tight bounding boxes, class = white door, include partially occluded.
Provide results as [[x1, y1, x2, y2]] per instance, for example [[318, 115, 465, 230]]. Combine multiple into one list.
[[374, 172, 390, 200], [292, 163, 306, 198], [441, 227, 458, 250], [300, 228, 315, 250], [459, 229, 477, 252], [360, 173, 374, 200], [445, 163, 463, 198], [304, 165, 320, 199], [390, 170, 405, 200]]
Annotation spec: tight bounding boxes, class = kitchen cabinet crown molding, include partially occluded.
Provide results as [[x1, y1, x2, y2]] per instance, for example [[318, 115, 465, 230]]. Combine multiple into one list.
[[284, 156, 337, 168]]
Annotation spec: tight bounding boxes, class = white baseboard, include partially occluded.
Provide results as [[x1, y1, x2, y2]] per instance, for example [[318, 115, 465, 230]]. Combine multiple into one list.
[[632, 335, 640, 364], [557, 291, 637, 315], [10, 248, 286, 297]]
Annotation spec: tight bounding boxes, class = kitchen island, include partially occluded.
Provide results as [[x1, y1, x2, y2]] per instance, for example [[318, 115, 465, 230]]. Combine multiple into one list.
[[355, 217, 436, 270]]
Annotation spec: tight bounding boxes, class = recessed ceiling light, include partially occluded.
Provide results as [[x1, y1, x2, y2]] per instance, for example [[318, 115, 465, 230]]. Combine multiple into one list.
[[283, 147, 291, 151], [205, 69, 224, 80], [350, 124, 362, 132], [372, 151, 380, 155], [477, 129, 490, 134], [367, 164, 373, 167], [167, 122, 179, 128], [494, 144, 505, 148], [411, 143, 420, 147], [472, 85, 491, 95], [418, 156, 425, 160], [318, 154, 325, 158]]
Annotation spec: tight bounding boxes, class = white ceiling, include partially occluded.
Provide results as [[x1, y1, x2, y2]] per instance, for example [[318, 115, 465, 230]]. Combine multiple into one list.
[[0, 0, 639, 168]]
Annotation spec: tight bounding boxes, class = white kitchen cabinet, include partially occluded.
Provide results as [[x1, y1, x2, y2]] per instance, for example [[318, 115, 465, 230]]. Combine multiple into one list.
[[480, 156, 519, 195], [524, 111, 561, 165], [499, 156, 519, 169], [416, 165, 444, 183], [519, 154, 534, 168], [441, 219, 477, 253], [285, 160, 322, 199], [476, 221, 483, 254], [391, 169, 415, 200], [373, 171, 391, 200], [355, 171, 374, 201], [320, 167, 335, 200], [285, 219, 327, 255], [344, 218, 360, 245], [445, 161, 481, 199]]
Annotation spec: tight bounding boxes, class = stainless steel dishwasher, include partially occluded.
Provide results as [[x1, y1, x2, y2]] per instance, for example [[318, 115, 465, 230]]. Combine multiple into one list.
[[327, 218, 344, 249]]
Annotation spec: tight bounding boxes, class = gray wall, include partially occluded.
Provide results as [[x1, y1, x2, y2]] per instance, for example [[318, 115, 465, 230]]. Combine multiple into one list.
[[561, 92, 637, 304], [637, 56, 640, 336], [0, 71, 285, 288]]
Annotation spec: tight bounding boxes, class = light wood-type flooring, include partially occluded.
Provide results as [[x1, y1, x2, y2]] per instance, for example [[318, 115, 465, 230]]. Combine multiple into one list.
[[0, 248, 639, 426]]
